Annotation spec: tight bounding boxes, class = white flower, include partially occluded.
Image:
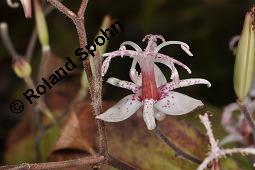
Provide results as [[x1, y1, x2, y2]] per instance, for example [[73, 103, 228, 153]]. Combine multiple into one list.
[[96, 34, 211, 130]]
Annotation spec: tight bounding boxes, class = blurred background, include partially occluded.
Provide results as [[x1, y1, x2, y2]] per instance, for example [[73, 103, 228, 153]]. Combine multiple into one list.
[[0, 0, 253, 167]]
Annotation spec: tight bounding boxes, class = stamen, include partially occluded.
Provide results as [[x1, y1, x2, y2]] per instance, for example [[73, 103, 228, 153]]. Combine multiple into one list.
[[154, 53, 192, 74], [181, 45, 193, 56], [120, 41, 142, 51], [119, 45, 126, 51], [155, 41, 193, 56], [101, 50, 139, 76]]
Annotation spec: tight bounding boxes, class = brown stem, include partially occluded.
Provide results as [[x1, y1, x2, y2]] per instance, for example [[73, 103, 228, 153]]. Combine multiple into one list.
[[47, 0, 92, 80], [78, 0, 89, 17], [45, 0, 65, 15], [95, 120, 108, 155], [74, 18, 87, 49], [237, 101, 255, 137], [3, 156, 104, 170], [47, 0, 76, 20], [153, 125, 202, 164], [212, 159, 221, 170], [47, 0, 108, 156]]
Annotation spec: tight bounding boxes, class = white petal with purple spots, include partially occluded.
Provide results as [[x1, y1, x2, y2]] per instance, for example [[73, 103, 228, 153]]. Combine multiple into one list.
[[96, 94, 142, 122], [143, 99, 156, 130], [154, 91, 204, 115]]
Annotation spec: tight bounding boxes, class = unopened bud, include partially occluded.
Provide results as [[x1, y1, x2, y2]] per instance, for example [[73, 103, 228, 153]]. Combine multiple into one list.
[[234, 9, 255, 101], [34, 0, 49, 48], [12, 58, 31, 78]]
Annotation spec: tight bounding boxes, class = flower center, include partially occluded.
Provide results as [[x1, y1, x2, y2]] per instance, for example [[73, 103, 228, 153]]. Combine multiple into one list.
[[140, 60, 159, 100]]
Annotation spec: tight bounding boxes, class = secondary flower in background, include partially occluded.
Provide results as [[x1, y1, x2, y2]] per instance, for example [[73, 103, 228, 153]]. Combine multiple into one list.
[[97, 34, 211, 130], [221, 85, 255, 146], [223, 6, 255, 146], [198, 113, 255, 170]]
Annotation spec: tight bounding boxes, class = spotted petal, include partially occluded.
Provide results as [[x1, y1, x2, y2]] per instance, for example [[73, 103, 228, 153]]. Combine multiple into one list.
[[106, 77, 140, 93], [143, 99, 156, 130], [220, 134, 243, 146], [96, 94, 142, 122], [154, 91, 204, 115]]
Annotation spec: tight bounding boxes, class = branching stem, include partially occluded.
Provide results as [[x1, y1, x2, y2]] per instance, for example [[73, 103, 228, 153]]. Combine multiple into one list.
[[5, 156, 104, 170]]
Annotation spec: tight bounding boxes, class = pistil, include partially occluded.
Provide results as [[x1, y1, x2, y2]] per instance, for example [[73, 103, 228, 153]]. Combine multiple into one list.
[[141, 61, 159, 100]]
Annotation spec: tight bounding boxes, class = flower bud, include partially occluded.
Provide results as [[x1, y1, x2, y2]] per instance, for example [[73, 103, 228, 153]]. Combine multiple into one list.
[[12, 58, 32, 78], [234, 9, 255, 101], [34, 0, 49, 49]]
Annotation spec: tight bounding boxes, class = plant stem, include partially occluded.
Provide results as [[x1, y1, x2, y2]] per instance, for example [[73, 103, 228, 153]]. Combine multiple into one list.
[[153, 125, 202, 164], [25, 0, 65, 61], [78, 0, 89, 17], [4, 156, 104, 170], [47, 0, 109, 165], [47, 0, 76, 20], [0, 23, 19, 59], [95, 120, 108, 155], [34, 109, 43, 162], [237, 101, 255, 137], [25, 29, 37, 62]]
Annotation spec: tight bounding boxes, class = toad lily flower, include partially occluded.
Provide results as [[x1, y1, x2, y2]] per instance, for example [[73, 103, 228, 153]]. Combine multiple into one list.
[[221, 91, 255, 145], [97, 34, 211, 130]]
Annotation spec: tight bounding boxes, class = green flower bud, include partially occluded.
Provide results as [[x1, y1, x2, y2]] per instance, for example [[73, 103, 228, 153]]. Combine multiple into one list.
[[34, 0, 49, 49], [234, 9, 255, 101], [12, 58, 32, 78]]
